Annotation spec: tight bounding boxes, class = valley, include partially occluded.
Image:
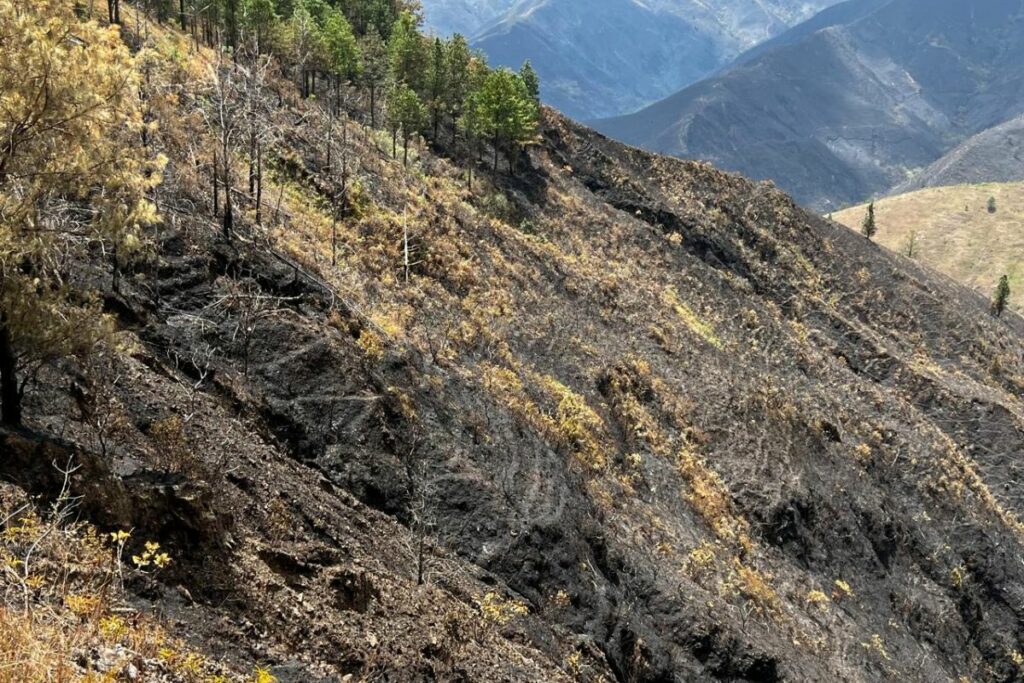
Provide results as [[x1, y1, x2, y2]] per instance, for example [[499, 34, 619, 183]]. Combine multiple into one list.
[[595, 0, 1024, 210]]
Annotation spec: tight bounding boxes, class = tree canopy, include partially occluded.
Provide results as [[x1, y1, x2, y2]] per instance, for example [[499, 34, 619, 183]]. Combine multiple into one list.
[[0, 0, 162, 424], [464, 68, 540, 172]]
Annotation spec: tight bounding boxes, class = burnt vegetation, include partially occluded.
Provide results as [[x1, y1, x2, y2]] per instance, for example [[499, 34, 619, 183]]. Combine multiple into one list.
[[3, 1, 1024, 682]]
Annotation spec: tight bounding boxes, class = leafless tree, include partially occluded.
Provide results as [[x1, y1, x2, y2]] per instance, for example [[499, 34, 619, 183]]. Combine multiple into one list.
[[238, 40, 279, 228], [214, 280, 296, 376], [202, 52, 246, 240]]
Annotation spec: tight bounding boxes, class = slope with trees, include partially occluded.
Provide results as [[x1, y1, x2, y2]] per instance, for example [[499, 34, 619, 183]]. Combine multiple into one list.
[[7, 2, 1024, 682]]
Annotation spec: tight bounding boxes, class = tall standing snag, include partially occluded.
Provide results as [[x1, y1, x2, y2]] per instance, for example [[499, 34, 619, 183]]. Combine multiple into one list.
[[203, 53, 246, 240]]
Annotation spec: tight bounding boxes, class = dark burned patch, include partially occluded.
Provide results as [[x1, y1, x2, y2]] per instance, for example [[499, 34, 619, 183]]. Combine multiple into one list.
[[329, 569, 378, 613], [258, 548, 319, 584], [686, 625, 781, 683], [763, 497, 818, 556]]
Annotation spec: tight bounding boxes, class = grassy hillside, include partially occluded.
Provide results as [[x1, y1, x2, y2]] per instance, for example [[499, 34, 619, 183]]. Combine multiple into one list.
[[9, 2, 1024, 682], [834, 182, 1024, 309]]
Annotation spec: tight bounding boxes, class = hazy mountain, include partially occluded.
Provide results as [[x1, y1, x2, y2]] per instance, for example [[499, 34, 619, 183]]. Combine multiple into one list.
[[596, 0, 1024, 209], [896, 115, 1024, 192], [420, 0, 842, 120], [419, 0, 516, 37]]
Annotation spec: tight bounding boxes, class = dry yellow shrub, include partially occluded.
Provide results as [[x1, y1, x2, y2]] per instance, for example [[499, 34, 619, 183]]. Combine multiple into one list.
[[677, 450, 751, 552]]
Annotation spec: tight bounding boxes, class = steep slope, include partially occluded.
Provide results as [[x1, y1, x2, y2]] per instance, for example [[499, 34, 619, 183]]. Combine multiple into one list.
[[596, 0, 1024, 210], [422, 0, 841, 120], [834, 182, 1024, 310], [13, 4, 1024, 683], [896, 115, 1024, 192]]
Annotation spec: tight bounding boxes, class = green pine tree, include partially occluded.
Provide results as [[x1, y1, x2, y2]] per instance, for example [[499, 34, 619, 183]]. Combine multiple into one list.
[[520, 60, 540, 104], [358, 25, 388, 127], [240, 0, 277, 53], [445, 34, 472, 143], [283, 2, 325, 97], [388, 10, 426, 91], [474, 68, 539, 173], [425, 37, 448, 140], [322, 7, 360, 112], [992, 275, 1011, 317], [862, 201, 877, 240], [388, 83, 426, 166]]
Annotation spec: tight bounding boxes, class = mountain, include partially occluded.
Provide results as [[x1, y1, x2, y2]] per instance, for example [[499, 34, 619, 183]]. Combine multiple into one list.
[[13, 3, 1024, 682], [896, 115, 1024, 192], [834, 181, 1024, 309], [419, 0, 515, 37], [421, 0, 842, 120], [595, 0, 1024, 210]]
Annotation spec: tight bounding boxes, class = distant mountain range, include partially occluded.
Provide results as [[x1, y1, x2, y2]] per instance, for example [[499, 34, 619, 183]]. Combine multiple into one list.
[[894, 115, 1024, 193], [595, 0, 1024, 210], [420, 0, 842, 120]]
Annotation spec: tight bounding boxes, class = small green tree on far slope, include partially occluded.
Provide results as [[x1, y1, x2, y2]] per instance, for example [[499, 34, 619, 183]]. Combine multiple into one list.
[[520, 60, 540, 104], [862, 201, 877, 240], [992, 275, 1011, 317]]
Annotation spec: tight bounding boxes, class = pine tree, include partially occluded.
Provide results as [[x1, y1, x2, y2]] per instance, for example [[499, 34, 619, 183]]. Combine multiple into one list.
[[224, 0, 240, 51], [283, 2, 325, 98], [520, 60, 540, 104], [862, 201, 877, 240], [992, 275, 1011, 317], [0, 0, 161, 425], [388, 84, 426, 166], [359, 26, 388, 127], [459, 87, 488, 190], [445, 34, 472, 143], [343, 0, 398, 37], [388, 11, 426, 91], [425, 38, 448, 140], [322, 7, 360, 113], [240, 0, 277, 53], [472, 68, 540, 173]]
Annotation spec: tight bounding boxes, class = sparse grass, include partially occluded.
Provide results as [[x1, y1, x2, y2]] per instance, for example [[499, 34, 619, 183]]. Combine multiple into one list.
[[0, 482, 243, 682], [677, 449, 752, 553], [861, 633, 890, 661], [805, 590, 830, 610], [727, 559, 779, 616], [661, 286, 722, 348], [683, 540, 718, 579], [832, 579, 854, 602], [482, 363, 609, 471], [476, 592, 528, 626], [834, 182, 1024, 309]]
